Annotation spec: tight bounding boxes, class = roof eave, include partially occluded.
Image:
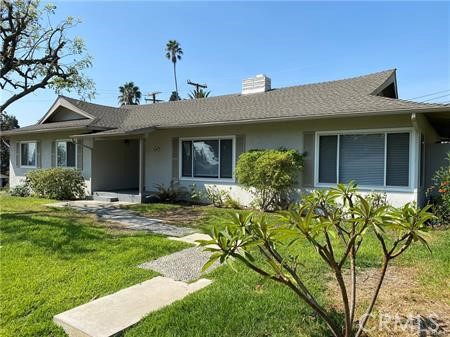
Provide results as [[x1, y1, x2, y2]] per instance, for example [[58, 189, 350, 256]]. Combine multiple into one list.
[[1, 125, 108, 137]]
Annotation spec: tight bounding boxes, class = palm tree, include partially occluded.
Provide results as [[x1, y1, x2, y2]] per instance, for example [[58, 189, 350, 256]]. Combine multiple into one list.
[[169, 91, 181, 101], [188, 88, 211, 99], [118, 82, 141, 105], [165, 40, 183, 99]]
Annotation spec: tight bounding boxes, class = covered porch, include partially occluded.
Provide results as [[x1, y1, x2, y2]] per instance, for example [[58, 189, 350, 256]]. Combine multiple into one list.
[[87, 134, 148, 203]]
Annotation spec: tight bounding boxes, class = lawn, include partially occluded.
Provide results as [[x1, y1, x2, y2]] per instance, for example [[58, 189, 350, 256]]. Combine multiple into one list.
[[1, 196, 449, 337], [0, 195, 188, 337]]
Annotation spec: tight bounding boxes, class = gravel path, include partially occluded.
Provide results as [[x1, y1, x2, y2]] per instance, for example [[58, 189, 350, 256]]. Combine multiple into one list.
[[139, 246, 219, 281], [48, 201, 195, 237]]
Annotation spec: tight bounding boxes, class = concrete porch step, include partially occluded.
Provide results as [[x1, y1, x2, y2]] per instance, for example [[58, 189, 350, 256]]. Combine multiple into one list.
[[92, 191, 142, 203], [54, 276, 212, 337], [92, 195, 119, 202]]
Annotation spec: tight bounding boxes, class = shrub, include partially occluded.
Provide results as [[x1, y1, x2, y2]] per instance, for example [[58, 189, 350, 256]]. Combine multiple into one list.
[[205, 185, 242, 209], [426, 152, 450, 227], [235, 149, 303, 210], [200, 183, 433, 337], [188, 183, 208, 204], [26, 168, 85, 200], [153, 180, 186, 202], [9, 183, 30, 197], [205, 185, 228, 207]]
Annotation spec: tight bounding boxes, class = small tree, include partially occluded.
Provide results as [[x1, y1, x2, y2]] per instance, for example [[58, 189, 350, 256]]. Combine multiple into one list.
[[200, 183, 433, 337], [235, 149, 303, 210]]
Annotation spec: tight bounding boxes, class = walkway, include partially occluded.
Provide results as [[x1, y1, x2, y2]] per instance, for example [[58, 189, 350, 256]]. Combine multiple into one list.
[[54, 277, 212, 337], [51, 204, 220, 337], [48, 200, 196, 237]]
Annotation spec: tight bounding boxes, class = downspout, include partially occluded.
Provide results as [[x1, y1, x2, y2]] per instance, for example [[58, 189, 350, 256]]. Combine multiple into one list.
[[411, 112, 419, 131]]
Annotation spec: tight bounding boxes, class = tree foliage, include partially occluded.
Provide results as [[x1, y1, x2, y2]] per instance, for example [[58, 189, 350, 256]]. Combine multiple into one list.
[[188, 88, 210, 99], [0, 112, 19, 175], [169, 91, 181, 101], [1, 0, 95, 112], [118, 81, 141, 105], [26, 167, 85, 200], [165, 40, 183, 98], [200, 183, 434, 337], [235, 149, 303, 210]]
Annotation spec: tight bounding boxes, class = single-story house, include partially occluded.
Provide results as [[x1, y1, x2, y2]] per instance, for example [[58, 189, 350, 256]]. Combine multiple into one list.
[[3, 69, 450, 205]]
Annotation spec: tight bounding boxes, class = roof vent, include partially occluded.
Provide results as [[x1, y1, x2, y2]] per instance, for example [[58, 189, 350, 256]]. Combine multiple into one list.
[[242, 74, 271, 95]]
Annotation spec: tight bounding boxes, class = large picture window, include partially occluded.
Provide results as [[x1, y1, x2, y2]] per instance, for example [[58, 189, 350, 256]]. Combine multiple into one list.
[[56, 140, 77, 167], [181, 137, 234, 179], [317, 131, 410, 188], [20, 142, 37, 167]]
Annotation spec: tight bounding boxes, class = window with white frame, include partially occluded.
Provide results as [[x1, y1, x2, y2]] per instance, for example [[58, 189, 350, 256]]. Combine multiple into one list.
[[20, 142, 37, 167], [56, 140, 77, 167], [317, 131, 410, 187], [181, 137, 234, 179]]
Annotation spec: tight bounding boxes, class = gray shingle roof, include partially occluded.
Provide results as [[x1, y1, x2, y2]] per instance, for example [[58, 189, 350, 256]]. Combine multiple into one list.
[[3, 69, 449, 137]]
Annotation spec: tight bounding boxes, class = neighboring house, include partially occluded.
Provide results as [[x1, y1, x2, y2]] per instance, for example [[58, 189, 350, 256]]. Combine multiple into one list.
[[3, 69, 450, 205]]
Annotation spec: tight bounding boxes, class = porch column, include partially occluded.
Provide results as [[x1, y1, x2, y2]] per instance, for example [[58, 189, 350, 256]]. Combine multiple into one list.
[[139, 137, 145, 196]]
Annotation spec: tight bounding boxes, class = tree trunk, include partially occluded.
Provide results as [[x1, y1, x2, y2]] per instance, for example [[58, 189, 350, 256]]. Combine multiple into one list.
[[173, 62, 178, 98]]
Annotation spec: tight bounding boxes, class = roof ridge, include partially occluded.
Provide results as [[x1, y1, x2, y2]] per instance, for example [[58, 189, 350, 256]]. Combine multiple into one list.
[[124, 69, 397, 109]]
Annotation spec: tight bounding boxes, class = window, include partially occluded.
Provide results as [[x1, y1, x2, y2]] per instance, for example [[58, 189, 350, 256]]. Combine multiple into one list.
[[20, 142, 37, 167], [317, 131, 411, 188], [56, 141, 77, 167], [181, 137, 234, 180]]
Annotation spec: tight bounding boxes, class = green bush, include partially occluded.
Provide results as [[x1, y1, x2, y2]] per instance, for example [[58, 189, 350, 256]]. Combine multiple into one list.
[[25, 168, 85, 200], [426, 152, 450, 227], [205, 185, 242, 209], [235, 149, 303, 210], [9, 183, 30, 197]]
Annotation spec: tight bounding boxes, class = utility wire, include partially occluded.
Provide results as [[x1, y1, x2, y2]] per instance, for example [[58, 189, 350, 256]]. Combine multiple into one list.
[[418, 93, 450, 103], [408, 89, 450, 100]]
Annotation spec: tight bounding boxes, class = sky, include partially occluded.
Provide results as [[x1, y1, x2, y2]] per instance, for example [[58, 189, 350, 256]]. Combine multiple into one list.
[[3, 1, 450, 126]]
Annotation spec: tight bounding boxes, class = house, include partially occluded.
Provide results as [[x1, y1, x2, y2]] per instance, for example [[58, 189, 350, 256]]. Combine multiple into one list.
[[3, 69, 450, 205]]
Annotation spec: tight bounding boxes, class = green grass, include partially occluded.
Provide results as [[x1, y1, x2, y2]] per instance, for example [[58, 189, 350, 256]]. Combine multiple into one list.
[[1, 197, 449, 337], [0, 195, 188, 337]]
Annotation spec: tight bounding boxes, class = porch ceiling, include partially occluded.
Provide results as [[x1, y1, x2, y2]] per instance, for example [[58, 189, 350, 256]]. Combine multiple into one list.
[[425, 111, 450, 139]]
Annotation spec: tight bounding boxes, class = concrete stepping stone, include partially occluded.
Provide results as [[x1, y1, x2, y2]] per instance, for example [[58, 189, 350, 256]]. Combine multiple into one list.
[[168, 233, 213, 245], [139, 246, 220, 282], [54, 276, 212, 337]]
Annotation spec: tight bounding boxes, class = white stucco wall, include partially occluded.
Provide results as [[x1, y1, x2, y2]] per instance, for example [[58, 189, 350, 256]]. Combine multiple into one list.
[[9, 132, 93, 194], [9, 112, 437, 207], [143, 114, 421, 207]]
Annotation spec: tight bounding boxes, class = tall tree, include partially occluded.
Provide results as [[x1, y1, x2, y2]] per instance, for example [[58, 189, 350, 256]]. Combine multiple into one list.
[[0, 0, 95, 112], [165, 40, 183, 100], [118, 82, 141, 105], [188, 88, 210, 99], [0, 112, 19, 175]]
